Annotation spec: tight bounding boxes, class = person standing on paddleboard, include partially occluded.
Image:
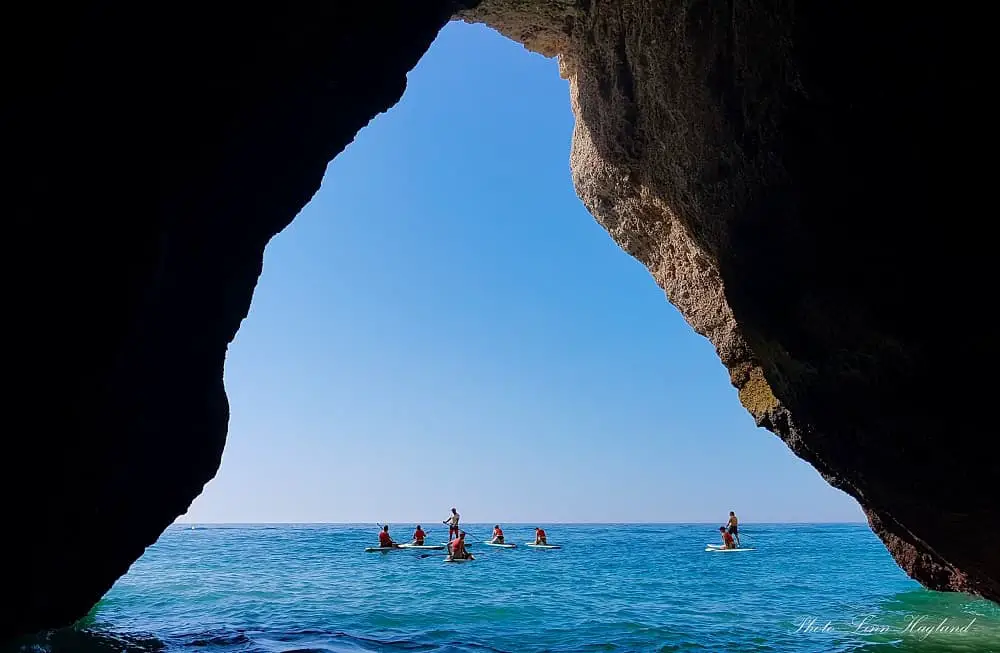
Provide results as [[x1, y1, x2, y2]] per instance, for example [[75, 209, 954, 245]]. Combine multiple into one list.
[[444, 508, 460, 541], [378, 525, 398, 548], [411, 524, 426, 546], [718, 526, 736, 549], [726, 511, 740, 547]]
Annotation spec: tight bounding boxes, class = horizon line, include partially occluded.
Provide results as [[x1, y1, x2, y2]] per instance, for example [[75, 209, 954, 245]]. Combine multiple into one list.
[[172, 520, 869, 525]]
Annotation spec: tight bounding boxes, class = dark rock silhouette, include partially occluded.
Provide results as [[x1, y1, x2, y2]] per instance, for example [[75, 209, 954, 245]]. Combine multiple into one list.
[[1, 0, 994, 642]]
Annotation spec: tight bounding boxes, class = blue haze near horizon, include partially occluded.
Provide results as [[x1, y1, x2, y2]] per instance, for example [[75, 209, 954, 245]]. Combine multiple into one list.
[[177, 22, 864, 525]]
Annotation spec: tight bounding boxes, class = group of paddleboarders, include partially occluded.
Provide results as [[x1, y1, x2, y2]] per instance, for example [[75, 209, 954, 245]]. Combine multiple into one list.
[[717, 511, 741, 549], [376, 507, 550, 560], [488, 525, 547, 545], [378, 523, 433, 548], [377, 523, 447, 550]]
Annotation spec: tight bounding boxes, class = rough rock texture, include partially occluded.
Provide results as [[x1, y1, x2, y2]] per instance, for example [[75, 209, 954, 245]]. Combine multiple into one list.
[[458, 0, 996, 602], [1, 1, 468, 642], [1, 0, 995, 643]]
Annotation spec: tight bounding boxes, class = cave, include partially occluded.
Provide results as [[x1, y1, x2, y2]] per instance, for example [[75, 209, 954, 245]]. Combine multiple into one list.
[[2, 0, 995, 642]]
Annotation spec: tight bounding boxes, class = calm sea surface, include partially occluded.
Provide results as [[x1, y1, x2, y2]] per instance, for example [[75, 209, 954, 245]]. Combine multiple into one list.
[[8, 524, 999, 652]]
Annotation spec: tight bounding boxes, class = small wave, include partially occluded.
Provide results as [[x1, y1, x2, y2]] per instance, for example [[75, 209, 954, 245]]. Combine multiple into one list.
[[2, 628, 165, 653], [49, 524, 1000, 653]]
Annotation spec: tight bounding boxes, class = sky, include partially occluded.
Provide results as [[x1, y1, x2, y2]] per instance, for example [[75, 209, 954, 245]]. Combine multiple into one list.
[[178, 22, 864, 525]]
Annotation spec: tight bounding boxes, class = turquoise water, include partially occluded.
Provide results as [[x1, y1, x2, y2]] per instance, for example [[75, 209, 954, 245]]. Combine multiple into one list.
[[9, 524, 1000, 652]]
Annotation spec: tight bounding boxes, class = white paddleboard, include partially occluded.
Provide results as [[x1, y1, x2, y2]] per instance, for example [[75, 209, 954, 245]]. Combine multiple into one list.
[[705, 547, 755, 552], [399, 543, 444, 550], [444, 556, 474, 563], [525, 543, 561, 549], [483, 541, 516, 548], [706, 543, 725, 549], [364, 546, 399, 552]]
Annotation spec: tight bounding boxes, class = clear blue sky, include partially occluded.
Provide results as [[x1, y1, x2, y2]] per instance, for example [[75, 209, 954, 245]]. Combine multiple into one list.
[[178, 23, 863, 525]]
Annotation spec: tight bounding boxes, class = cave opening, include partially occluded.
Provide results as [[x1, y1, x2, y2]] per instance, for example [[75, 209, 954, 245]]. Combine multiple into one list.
[[5, 1, 999, 646], [179, 22, 862, 527]]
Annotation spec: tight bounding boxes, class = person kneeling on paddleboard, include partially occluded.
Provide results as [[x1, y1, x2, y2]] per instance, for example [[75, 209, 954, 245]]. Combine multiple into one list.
[[448, 531, 473, 560], [718, 526, 736, 549], [533, 527, 548, 545], [412, 524, 426, 546], [379, 525, 398, 548], [491, 525, 505, 544], [444, 508, 460, 542]]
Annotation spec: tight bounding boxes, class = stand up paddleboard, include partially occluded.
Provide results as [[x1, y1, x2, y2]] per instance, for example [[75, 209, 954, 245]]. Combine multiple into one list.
[[705, 547, 755, 552], [444, 556, 474, 563], [524, 543, 561, 549], [399, 543, 445, 550], [364, 546, 400, 552], [483, 541, 516, 548]]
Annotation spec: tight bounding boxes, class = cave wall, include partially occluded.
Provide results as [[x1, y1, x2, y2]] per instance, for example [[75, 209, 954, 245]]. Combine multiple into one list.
[[459, 0, 997, 601], [1, 0, 995, 643], [1, 1, 468, 641]]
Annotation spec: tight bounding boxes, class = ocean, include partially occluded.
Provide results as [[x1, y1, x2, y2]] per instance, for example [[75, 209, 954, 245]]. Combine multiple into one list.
[[8, 524, 999, 652]]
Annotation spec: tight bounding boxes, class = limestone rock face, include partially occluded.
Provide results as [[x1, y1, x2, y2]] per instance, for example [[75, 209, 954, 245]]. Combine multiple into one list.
[[459, 0, 996, 602], [1, 0, 995, 643]]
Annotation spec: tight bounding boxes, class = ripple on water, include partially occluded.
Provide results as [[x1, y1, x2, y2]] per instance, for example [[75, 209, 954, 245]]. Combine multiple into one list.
[[6, 524, 1000, 653]]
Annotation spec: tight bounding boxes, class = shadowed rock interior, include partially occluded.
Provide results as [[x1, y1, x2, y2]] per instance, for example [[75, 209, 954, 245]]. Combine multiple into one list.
[[1, 0, 994, 642]]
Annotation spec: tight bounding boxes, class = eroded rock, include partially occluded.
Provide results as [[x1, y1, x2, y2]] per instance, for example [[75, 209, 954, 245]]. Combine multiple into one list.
[[2, 0, 994, 642], [459, 0, 997, 602]]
